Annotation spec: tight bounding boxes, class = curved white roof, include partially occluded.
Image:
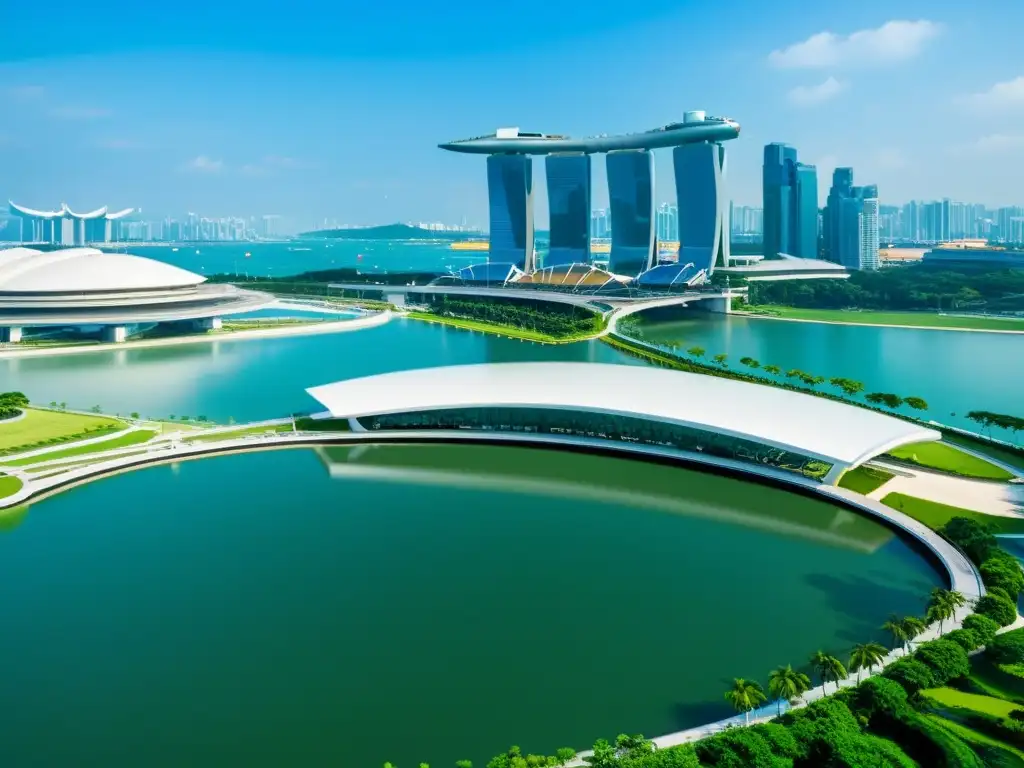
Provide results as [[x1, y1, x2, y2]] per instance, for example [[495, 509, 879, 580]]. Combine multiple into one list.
[[61, 203, 107, 219], [9, 201, 62, 218], [0, 247, 205, 293], [307, 363, 940, 469]]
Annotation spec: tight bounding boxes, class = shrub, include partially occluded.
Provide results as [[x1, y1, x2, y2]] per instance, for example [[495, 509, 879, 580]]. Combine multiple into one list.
[[849, 678, 910, 720], [944, 628, 981, 652], [915, 639, 970, 685], [986, 628, 1024, 665], [621, 745, 699, 768], [986, 586, 1013, 603], [941, 516, 997, 563], [981, 556, 1024, 598], [781, 698, 862, 763], [1011, 710, 1024, 722], [748, 723, 799, 759], [976, 594, 1018, 627], [829, 732, 916, 767], [962, 614, 1001, 645], [900, 712, 986, 768], [963, 710, 1024, 748], [692, 729, 782, 767], [882, 658, 936, 694]]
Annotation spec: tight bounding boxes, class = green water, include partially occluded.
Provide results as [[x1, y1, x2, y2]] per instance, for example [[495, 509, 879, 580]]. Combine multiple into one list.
[[0, 445, 942, 768], [630, 312, 1024, 438]]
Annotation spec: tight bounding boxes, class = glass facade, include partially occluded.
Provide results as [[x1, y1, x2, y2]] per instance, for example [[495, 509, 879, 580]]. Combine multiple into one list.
[[634, 263, 702, 289], [795, 163, 818, 260], [674, 142, 729, 274], [456, 262, 521, 284], [487, 154, 535, 272], [546, 154, 591, 267], [357, 407, 832, 481], [762, 143, 817, 260], [606, 150, 655, 277]]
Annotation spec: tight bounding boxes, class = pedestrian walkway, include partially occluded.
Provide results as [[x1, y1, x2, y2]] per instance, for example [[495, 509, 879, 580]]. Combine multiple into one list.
[[869, 461, 1024, 518]]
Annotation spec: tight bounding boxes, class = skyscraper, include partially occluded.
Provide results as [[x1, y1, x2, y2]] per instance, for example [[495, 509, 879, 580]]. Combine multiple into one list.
[[674, 141, 730, 273], [486, 154, 535, 272], [606, 150, 655, 277], [762, 143, 817, 259], [825, 170, 879, 270], [545, 154, 591, 267]]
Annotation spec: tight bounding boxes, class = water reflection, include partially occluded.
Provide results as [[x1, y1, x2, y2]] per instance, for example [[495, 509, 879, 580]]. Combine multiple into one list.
[[316, 443, 894, 553]]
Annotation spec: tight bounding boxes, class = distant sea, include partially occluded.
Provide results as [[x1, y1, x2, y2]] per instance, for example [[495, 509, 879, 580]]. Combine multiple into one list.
[[126, 239, 485, 279]]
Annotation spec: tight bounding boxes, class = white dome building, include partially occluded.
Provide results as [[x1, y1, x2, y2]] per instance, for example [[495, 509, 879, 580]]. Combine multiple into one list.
[[0, 247, 273, 343]]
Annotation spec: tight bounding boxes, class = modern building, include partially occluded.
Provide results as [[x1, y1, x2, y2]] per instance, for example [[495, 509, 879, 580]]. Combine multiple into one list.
[[607, 150, 656, 276], [656, 203, 678, 242], [545, 154, 591, 267], [823, 169, 879, 270], [0, 247, 272, 343], [675, 141, 730, 271], [305, 362, 940, 485], [922, 241, 1024, 269], [762, 143, 817, 259], [440, 111, 740, 280], [9, 202, 136, 246]]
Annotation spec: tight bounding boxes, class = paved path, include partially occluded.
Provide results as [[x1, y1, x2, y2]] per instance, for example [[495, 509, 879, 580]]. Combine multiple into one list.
[[868, 461, 1024, 518]]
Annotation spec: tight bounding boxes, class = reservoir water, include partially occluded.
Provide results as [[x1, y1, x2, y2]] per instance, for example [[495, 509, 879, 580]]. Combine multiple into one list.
[[0, 444, 941, 768]]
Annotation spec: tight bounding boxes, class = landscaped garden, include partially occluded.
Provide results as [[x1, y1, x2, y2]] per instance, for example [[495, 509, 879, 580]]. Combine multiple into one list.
[[886, 441, 1015, 481], [882, 492, 1024, 534], [3, 429, 157, 467], [0, 406, 126, 456], [837, 465, 895, 495]]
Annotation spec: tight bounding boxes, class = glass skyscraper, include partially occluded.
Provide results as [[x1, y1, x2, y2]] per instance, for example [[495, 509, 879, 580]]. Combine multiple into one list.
[[674, 142, 730, 273], [486, 154, 535, 272], [606, 150, 655, 276], [825, 168, 879, 270], [762, 143, 817, 259], [545, 154, 591, 267]]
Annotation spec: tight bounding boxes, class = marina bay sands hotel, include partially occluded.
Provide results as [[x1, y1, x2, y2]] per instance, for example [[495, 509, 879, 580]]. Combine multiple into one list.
[[440, 110, 740, 281], [7, 202, 135, 246]]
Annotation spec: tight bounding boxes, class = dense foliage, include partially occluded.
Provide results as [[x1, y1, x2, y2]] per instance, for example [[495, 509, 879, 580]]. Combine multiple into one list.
[[976, 594, 1018, 627], [986, 627, 1024, 666], [961, 614, 1001, 645], [746, 265, 1024, 312], [425, 296, 602, 338], [914, 639, 971, 683], [0, 391, 28, 419]]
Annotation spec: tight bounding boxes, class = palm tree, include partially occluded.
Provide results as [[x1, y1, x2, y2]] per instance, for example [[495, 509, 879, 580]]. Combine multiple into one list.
[[712, 353, 729, 368], [767, 665, 812, 716], [810, 651, 848, 693], [686, 346, 705, 358], [928, 588, 968, 632], [901, 616, 927, 653], [764, 365, 781, 376], [882, 615, 909, 655], [724, 678, 767, 725], [849, 642, 888, 683]]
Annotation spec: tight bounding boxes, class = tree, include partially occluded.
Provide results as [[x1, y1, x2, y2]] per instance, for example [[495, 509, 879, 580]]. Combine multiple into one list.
[[554, 748, 576, 766], [928, 588, 968, 632], [686, 346, 705, 358], [941, 516, 997, 564], [881, 657, 935, 694], [903, 397, 929, 411], [985, 628, 1024, 666], [981, 555, 1024, 598], [90, 405, 102, 414], [712, 353, 728, 368], [130, 412, 140, 420], [900, 616, 927, 653], [585, 738, 618, 768], [962, 613, 1000, 645], [829, 378, 865, 398], [785, 369, 804, 380], [976, 593, 1017, 627], [865, 392, 903, 409], [881, 615, 909, 655], [739, 356, 760, 369], [915, 639, 970, 685], [810, 650, 848, 693], [767, 664, 811, 715], [849, 642, 888, 682], [48, 401, 57, 408], [59, 401, 66, 410], [724, 678, 767, 725], [456, 762, 474, 768], [763, 364, 781, 375]]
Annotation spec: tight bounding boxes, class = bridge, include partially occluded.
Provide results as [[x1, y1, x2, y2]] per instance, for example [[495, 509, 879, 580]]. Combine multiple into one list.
[[327, 282, 738, 314]]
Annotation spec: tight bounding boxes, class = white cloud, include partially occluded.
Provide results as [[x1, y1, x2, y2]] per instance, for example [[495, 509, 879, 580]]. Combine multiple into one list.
[[183, 155, 225, 173], [769, 20, 940, 69], [50, 105, 111, 120], [787, 77, 844, 105], [962, 76, 1024, 109]]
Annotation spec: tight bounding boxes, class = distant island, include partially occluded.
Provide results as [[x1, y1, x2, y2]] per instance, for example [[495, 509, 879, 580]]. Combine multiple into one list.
[[299, 223, 483, 241]]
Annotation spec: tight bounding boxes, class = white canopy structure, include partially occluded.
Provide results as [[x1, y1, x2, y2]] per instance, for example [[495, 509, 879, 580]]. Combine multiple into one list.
[[307, 362, 940, 483]]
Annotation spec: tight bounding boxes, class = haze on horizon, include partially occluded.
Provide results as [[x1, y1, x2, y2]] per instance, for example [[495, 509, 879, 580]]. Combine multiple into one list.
[[1, 0, 1022, 230]]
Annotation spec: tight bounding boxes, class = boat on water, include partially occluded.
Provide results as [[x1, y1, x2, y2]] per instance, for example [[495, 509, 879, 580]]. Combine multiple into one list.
[[288, 247, 312, 252], [171, 247, 179, 252]]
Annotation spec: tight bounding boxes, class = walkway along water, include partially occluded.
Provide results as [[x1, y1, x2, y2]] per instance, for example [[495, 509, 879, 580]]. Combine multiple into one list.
[[0, 425, 985, 760]]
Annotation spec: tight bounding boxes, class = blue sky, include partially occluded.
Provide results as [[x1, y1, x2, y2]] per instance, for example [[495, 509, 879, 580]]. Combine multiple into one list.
[[1, 0, 1022, 230]]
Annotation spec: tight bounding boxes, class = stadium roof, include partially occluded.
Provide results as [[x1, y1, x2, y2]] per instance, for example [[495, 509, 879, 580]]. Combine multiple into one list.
[[8, 201, 136, 220], [307, 362, 939, 470], [0, 247, 205, 293]]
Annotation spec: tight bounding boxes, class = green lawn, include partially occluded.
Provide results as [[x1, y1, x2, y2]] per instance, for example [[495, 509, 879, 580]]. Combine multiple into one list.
[[184, 424, 293, 442], [4, 429, 158, 466], [923, 714, 1024, 766], [881, 492, 1024, 533], [968, 660, 1024, 705], [0, 474, 22, 500], [885, 441, 1015, 481], [943, 433, 1024, 475], [742, 305, 1024, 332], [0, 409, 126, 454], [923, 687, 1023, 717], [838, 465, 895, 494], [405, 312, 603, 343]]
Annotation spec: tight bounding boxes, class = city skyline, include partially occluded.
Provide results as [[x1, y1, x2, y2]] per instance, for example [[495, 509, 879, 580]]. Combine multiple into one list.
[[2, 1, 1024, 226]]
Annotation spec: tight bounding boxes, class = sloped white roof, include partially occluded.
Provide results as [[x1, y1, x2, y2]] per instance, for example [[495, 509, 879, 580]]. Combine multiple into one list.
[[307, 362, 940, 468], [0, 247, 205, 292]]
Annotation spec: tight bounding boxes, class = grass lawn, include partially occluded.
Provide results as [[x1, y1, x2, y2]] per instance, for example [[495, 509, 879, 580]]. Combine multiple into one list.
[[924, 714, 1024, 766], [881, 492, 1024, 534], [967, 659, 1024, 705], [885, 441, 1015, 481], [405, 311, 603, 343], [742, 305, 1024, 332], [4, 429, 158, 466], [184, 424, 293, 442], [944, 433, 1024, 475], [923, 687, 1023, 717], [0, 474, 22, 499], [23, 449, 152, 474], [0, 409, 125, 454], [838, 465, 895, 494]]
